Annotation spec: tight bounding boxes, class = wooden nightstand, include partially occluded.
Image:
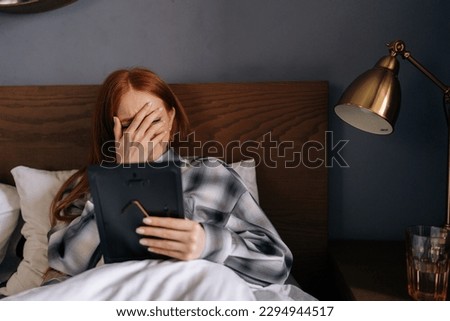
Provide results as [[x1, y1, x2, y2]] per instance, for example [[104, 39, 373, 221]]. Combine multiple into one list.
[[329, 240, 411, 300]]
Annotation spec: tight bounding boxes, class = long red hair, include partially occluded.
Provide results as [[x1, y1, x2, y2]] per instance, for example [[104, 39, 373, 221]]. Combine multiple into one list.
[[50, 68, 189, 225]]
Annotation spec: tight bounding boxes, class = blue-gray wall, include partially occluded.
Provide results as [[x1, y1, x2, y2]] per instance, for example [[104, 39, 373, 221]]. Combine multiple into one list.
[[1, 0, 449, 240]]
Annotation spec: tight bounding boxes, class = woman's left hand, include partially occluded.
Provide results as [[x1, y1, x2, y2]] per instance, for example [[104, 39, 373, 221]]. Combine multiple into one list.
[[136, 216, 206, 260]]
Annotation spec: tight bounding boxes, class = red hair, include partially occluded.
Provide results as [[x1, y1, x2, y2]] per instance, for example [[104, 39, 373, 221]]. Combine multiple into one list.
[[50, 68, 189, 225]]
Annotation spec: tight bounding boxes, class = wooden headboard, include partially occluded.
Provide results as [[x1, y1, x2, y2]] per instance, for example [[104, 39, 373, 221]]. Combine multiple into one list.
[[0, 82, 328, 298]]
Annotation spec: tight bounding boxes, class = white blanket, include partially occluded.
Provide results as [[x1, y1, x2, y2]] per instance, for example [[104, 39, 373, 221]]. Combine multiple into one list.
[[2, 260, 315, 301]]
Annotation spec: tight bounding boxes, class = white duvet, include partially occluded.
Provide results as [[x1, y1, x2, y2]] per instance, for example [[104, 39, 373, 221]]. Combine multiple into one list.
[[2, 259, 316, 301]]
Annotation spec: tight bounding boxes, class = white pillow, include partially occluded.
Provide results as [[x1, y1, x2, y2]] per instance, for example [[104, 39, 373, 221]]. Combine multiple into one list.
[[0, 166, 76, 297], [230, 159, 259, 203], [0, 184, 20, 264]]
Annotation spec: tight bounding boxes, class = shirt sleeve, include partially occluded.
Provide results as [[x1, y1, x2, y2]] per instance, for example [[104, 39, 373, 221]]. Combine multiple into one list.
[[180, 157, 293, 286], [200, 190, 293, 286], [47, 200, 100, 276]]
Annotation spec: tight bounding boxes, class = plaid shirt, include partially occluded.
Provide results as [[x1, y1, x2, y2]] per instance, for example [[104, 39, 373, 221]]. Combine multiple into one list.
[[48, 149, 293, 286]]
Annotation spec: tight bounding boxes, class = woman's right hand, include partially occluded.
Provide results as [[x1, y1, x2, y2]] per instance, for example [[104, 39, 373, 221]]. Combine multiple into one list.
[[113, 102, 168, 164]]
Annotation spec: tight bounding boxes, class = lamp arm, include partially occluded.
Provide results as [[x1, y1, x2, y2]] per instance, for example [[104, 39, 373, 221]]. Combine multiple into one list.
[[388, 40, 450, 229], [388, 40, 450, 102], [404, 54, 450, 103]]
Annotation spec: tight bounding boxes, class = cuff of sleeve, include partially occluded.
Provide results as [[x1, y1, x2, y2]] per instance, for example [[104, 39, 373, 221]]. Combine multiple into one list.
[[200, 223, 233, 263]]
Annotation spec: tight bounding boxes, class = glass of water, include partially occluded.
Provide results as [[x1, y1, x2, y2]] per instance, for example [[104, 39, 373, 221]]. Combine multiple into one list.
[[405, 225, 449, 300]]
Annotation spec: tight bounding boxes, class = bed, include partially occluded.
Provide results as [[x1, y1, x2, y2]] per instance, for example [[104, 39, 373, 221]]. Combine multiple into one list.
[[0, 81, 328, 300]]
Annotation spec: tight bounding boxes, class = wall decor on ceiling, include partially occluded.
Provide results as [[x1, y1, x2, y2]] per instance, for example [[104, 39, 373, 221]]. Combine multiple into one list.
[[0, 0, 77, 13]]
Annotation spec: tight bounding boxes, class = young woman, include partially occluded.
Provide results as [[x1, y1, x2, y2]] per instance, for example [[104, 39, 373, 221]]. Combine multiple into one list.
[[46, 67, 293, 287]]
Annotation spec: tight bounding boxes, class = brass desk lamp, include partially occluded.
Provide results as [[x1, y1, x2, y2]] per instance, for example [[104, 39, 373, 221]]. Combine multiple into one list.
[[335, 40, 450, 229]]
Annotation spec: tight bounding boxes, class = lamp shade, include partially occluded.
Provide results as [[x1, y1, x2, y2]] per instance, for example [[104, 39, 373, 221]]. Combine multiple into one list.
[[0, 0, 77, 13], [335, 55, 401, 135]]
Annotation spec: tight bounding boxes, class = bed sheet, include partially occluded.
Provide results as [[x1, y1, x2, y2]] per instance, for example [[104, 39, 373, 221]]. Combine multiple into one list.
[[1, 259, 316, 301]]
